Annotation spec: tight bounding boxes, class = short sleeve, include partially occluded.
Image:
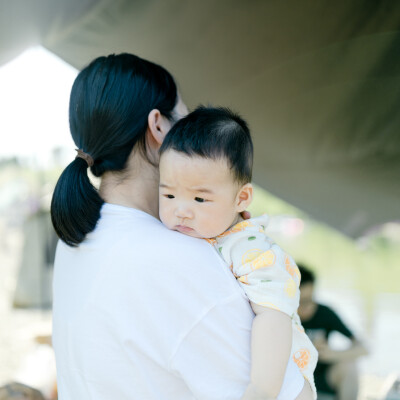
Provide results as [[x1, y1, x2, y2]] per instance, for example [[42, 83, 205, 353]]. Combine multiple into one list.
[[169, 294, 253, 400]]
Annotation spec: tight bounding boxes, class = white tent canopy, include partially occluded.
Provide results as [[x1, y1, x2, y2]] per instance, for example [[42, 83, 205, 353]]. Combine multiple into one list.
[[1, 0, 399, 237]]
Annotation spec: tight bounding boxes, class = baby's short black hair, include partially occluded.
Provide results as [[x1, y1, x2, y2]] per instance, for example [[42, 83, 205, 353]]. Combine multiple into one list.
[[159, 106, 253, 185]]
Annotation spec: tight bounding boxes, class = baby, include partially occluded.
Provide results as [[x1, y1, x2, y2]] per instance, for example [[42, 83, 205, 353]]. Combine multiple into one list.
[[158, 106, 317, 400]]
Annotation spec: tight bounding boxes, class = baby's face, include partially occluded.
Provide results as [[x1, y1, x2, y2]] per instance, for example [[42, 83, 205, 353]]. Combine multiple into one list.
[[159, 150, 241, 238]]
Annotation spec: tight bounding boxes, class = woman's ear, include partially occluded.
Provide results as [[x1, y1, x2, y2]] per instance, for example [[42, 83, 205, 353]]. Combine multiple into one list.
[[147, 109, 172, 149], [236, 183, 253, 212]]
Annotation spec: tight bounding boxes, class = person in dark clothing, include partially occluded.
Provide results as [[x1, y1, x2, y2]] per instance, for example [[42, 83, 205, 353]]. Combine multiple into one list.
[[298, 265, 369, 400]]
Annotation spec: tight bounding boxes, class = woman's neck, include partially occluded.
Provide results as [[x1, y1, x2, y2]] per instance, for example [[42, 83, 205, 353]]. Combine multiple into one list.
[[99, 153, 160, 219]]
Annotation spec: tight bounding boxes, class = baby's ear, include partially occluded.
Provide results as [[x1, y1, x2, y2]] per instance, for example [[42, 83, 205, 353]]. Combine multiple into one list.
[[236, 183, 253, 212]]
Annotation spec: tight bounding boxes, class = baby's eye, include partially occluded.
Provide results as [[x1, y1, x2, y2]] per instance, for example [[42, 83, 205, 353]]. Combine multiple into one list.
[[195, 197, 206, 203], [164, 194, 175, 199]]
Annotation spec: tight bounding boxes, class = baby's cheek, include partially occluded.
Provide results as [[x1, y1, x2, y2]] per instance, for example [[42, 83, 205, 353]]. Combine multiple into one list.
[[202, 216, 230, 238], [159, 201, 171, 227]]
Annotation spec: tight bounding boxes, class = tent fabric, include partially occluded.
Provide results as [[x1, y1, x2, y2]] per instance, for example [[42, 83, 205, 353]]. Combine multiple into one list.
[[1, 0, 399, 237], [0, 0, 99, 65]]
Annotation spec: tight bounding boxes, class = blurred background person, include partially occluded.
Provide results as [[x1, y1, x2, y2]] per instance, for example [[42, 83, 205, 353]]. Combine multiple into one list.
[[297, 264, 369, 400]]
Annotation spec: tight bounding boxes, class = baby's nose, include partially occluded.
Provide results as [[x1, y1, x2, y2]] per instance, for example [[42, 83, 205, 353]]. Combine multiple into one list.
[[175, 205, 193, 219]]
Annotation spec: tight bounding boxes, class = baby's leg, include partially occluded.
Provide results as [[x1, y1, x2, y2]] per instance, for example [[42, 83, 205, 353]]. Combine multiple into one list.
[[295, 379, 313, 400]]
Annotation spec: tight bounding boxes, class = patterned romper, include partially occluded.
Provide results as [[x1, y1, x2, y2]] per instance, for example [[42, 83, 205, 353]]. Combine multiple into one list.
[[206, 215, 318, 399]]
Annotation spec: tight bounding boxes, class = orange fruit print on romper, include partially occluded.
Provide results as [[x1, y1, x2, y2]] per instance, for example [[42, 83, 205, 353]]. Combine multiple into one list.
[[293, 349, 310, 370], [285, 255, 300, 281]]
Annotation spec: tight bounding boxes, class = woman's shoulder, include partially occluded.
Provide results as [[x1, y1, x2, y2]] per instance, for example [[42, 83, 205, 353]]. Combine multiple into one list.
[[125, 220, 223, 264], [105, 220, 242, 303], [97, 208, 221, 263], [92, 205, 239, 284]]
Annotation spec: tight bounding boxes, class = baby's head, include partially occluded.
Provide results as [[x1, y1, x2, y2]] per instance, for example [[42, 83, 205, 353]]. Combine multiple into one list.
[[159, 106, 253, 238]]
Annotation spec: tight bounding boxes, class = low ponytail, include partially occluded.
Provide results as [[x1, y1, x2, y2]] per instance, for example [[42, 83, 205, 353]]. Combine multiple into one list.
[[51, 157, 104, 247], [51, 53, 177, 247]]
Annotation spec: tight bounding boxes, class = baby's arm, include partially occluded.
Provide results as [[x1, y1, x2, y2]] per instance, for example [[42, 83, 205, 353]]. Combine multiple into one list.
[[217, 221, 302, 399], [241, 302, 292, 400]]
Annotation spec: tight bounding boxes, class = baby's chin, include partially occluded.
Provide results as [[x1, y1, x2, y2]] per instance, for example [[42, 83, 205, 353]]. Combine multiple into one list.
[[199, 221, 241, 239], [162, 220, 231, 239], [196, 228, 228, 239], [176, 227, 220, 240]]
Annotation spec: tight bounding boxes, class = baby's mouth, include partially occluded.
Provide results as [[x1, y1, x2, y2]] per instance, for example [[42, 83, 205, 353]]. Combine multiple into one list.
[[175, 225, 194, 234]]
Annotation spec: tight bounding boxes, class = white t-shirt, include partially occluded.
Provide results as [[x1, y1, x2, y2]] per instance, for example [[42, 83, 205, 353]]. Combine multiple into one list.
[[53, 203, 304, 400]]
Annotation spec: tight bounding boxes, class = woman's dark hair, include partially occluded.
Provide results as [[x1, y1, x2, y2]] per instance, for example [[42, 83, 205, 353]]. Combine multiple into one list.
[[159, 106, 253, 184], [51, 53, 177, 246]]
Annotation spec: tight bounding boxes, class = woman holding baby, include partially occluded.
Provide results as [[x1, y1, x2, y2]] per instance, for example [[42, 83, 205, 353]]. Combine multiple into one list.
[[51, 53, 311, 399]]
